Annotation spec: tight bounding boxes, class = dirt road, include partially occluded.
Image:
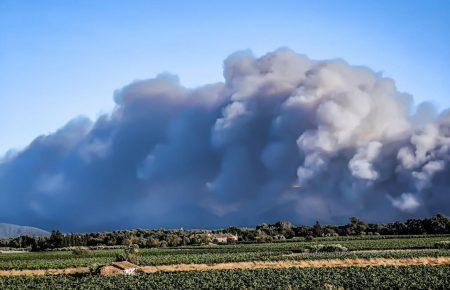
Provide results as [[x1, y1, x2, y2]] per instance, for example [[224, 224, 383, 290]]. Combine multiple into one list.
[[0, 267, 90, 277], [141, 257, 450, 272]]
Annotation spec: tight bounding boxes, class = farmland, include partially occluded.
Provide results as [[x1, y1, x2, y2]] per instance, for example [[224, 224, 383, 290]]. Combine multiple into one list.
[[0, 235, 449, 270], [1, 265, 449, 289], [0, 234, 449, 289]]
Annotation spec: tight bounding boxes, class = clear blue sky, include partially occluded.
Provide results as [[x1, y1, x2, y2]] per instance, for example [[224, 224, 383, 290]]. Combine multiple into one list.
[[1, 0, 449, 156]]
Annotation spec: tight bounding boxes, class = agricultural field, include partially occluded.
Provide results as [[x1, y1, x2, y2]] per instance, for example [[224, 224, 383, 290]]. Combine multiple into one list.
[[0, 235, 449, 289], [1, 265, 449, 289], [0, 235, 449, 270]]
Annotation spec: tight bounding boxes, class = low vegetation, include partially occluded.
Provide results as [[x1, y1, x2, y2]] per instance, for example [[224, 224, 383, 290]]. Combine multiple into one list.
[[71, 247, 91, 256], [435, 241, 450, 249], [0, 236, 448, 270], [305, 244, 348, 253], [1, 265, 449, 289], [1, 214, 448, 251], [115, 244, 139, 264], [0, 216, 448, 288]]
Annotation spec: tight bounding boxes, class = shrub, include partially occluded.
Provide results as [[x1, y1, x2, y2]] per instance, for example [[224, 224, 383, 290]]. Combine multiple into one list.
[[274, 235, 286, 241], [305, 235, 314, 242], [434, 241, 450, 249], [89, 263, 101, 274], [115, 244, 139, 264], [115, 253, 127, 262], [146, 238, 160, 248], [306, 244, 348, 253], [71, 247, 91, 256], [323, 283, 345, 290]]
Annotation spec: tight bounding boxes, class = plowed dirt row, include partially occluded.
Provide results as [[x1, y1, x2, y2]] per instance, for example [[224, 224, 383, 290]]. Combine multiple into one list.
[[141, 257, 450, 272]]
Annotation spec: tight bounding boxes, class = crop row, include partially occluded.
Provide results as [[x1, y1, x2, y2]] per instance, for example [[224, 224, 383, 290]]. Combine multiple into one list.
[[0, 236, 448, 270], [207, 236, 448, 251], [146, 235, 448, 253], [0, 248, 448, 270], [1, 265, 449, 289]]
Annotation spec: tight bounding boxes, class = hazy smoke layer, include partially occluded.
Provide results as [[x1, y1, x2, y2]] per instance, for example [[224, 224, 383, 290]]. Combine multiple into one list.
[[1, 49, 449, 231]]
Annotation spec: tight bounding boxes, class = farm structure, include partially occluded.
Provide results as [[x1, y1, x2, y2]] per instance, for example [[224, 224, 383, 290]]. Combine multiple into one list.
[[211, 233, 238, 243], [98, 261, 140, 276]]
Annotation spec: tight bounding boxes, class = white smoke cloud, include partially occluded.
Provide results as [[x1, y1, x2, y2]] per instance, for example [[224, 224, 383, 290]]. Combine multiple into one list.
[[389, 193, 421, 212], [0, 48, 448, 231], [349, 141, 382, 180]]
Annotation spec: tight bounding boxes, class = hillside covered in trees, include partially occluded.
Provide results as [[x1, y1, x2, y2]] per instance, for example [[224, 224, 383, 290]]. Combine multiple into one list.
[[1, 214, 448, 251]]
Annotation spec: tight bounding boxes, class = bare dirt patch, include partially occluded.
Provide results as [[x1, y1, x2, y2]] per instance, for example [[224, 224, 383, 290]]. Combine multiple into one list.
[[1, 257, 449, 276], [0, 267, 90, 277], [140, 257, 450, 273]]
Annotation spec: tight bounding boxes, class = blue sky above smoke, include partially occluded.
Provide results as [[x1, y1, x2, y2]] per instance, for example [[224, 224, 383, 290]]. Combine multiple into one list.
[[0, 1, 449, 232], [1, 0, 449, 156], [1, 48, 449, 231]]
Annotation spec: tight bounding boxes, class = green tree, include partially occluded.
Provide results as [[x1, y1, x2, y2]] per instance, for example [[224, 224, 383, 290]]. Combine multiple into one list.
[[116, 244, 139, 264], [313, 221, 323, 237], [49, 230, 64, 248], [349, 217, 368, 235]]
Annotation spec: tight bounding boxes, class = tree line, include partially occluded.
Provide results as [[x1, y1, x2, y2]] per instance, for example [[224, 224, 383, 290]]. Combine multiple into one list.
[[0, 214, 448, 251]]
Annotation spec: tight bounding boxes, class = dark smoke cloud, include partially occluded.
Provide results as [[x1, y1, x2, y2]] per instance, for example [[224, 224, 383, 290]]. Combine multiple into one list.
[[0, 49, 449, 231]]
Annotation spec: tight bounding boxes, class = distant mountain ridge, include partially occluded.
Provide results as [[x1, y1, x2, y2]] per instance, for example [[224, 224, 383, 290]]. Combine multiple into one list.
[[0, 223, 50, 238]]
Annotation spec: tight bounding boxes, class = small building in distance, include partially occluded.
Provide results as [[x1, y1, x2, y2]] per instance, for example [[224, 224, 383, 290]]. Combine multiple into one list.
[[211, 233, 238, 243], [99, 261, 141, 276]]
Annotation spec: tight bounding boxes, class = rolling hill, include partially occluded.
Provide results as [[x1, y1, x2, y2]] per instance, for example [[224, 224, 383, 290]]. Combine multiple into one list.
[[0, 223, 50, 238]]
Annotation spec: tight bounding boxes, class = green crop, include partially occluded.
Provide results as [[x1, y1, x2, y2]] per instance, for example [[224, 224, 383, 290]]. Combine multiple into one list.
[[0, 235, 448, 270], [1, 265, 449, 289]]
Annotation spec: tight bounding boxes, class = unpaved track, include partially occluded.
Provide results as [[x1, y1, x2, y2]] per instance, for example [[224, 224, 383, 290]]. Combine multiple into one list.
[[0, 267, 90, 277], [141, 257, 450, 273], [0, 257, 449, 277]]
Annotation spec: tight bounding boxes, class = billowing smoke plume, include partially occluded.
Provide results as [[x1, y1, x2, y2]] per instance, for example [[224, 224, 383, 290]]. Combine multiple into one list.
[[1, 49, 449, 231]]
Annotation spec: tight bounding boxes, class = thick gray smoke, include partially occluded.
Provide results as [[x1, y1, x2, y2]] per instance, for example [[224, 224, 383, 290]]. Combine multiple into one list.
[[0, 49, 449, 231]]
